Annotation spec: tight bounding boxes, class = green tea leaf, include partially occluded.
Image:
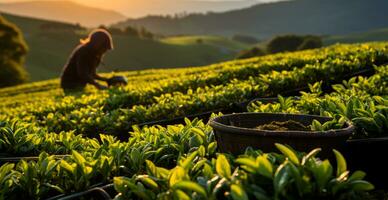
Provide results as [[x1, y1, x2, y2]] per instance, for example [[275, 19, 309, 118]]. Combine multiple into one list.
[[191, 127, 205, 138], [207, 142, 217, 155], [301, 148, 321, 165], [350, 180, 375, 191], [311, 119, 323, 131], [60, 160, 74, 173], [231, 184, 249, 200], [348, 171, 366, 182], [173, 181, 207, 197], [72, 150, 86, 165], [216, 154, 231, 179], [114, 176, 135, 193], [275, 143, 300, 165], [256, 155, 273, 179], [235, 158, 257, 173], [173, 189, 191, 200], [311, 159, 333, 191], [333, 149, 347, 177], [169, 166, 187, 187], [274, 162, 291, 198], [180, 151, 198, 169], [146, 160, 158, 177], [137, 175, 159, 190]]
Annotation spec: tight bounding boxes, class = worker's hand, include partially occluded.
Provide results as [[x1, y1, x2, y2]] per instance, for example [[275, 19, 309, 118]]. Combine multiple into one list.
[[96, 83, 108, 90]]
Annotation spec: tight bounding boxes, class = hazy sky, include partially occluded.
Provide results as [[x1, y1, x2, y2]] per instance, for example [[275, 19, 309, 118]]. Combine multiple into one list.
[[0, 0, 283, 17]]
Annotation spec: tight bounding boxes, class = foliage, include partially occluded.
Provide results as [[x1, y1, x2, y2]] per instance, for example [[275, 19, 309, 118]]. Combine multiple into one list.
[[99, 24, 155, 39], [267, 35, 322, 54], [0, 15, 29, 87], [0, 118, 375, 200], [39, 22, 85, 33], [248, 67, 388, 137], [1, 42, 387, 137], [236, 47, 266, 59], [0, 60, 29, 88], [298, 37, 323, 50], [0, 42, 387, 199], [113, 143, 373, 200]]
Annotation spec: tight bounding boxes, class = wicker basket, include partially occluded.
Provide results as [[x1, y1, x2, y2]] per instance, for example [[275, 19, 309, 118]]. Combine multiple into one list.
[[209, 112, 354, 155]]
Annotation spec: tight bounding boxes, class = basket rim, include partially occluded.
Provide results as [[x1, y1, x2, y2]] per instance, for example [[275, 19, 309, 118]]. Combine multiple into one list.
[[209, 112, 355, 138], [347, 136, 388, 143]]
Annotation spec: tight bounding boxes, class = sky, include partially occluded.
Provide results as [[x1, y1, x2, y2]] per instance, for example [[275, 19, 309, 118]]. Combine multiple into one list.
[[0, 0, 283, 17]]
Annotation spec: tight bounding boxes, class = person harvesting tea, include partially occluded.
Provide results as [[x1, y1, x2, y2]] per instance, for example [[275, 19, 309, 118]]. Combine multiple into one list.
[[60, 29, 113, 92]]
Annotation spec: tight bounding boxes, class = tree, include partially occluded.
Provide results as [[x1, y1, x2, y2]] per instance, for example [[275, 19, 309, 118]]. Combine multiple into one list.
[[0, 60, 28, 88], [139, 27, 154, 39], [267, 35, 323, 54], [297, 36, 322, 50], [124, 26, 139, 37], [267, 35, 305, 53], [196, 38, 203, 44], [0, 15, 29, 88], [236, 47, 266, 59]]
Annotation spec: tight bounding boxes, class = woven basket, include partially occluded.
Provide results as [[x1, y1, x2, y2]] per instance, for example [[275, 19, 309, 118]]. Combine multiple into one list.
[[209, 112, 354, 155]]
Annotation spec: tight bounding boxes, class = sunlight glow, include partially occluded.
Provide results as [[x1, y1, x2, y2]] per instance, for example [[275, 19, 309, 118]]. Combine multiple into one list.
[[1, 0, 284, 17]]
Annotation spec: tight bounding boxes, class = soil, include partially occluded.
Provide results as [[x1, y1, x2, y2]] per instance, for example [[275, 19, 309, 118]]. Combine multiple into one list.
[[255, 120, 310, 131]]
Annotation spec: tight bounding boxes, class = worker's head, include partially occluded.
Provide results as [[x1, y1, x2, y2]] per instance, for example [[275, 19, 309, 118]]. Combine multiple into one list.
[[81, 29, 114, 54]]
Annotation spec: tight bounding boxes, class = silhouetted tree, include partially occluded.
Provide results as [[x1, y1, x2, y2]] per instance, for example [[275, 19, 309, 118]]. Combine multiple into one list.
[[0, 15, 29, 87], [39, 22, 85, 33], [124, 26, 139, 37], [267, 35, 322, 53], [236, 47, 266, 59], [297, 36, 322, 50], [267, 35, 305, 53], [139, 27, 154, 39], [108, 27, 124, 35]]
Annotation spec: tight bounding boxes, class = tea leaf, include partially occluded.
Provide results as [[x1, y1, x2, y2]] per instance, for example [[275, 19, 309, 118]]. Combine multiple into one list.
[[231, 184, 249, 200], [333, 149, 347, 177], [275, 143, 300, 165], [216, 154, 231, 179]]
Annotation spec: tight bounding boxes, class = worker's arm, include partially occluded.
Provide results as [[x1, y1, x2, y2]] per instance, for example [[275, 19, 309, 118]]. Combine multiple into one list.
[[95, 73, 108, 82], [76, 54, 107, 90]]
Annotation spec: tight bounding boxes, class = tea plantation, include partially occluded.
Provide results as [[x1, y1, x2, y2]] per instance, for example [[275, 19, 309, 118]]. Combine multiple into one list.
[[0, 42, 387, 199]]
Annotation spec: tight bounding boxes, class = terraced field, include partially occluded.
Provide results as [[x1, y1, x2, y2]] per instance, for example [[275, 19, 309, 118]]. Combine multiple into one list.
[[0, 42, 387, 199]]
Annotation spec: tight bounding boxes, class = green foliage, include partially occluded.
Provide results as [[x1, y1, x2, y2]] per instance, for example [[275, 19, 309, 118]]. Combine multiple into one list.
[[113, 143, 373, 200], [99, 25, 155, 39], [3, 13, 248, 81], [0, 42, 387, 199], [298, 37, 323, 50], [1, 42, 387, 138], [248, 67, 388, 137], [0, 15, 29, 87], [236, 47, 266, 59], [267, 35, 322, 54], [39, 22, 85, 33], [0, 60, 29, 88]]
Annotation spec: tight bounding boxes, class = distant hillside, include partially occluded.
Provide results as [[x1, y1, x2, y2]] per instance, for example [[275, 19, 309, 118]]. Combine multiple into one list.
[[115, 0, 388, 38], [0, 0, 126, 27], [1, 13, 249, 81], [324, 28, 388, 45]]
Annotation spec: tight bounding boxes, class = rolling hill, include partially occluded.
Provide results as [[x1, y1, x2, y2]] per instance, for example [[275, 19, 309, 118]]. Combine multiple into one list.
[[323, 28, 388, 45], [0, 0, 126, 27], [1, 13, 250, 81], [115, 0, 388, 39]]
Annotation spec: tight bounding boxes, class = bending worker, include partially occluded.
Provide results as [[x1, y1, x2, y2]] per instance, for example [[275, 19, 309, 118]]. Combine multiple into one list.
[[60, 29, 113, 92]]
